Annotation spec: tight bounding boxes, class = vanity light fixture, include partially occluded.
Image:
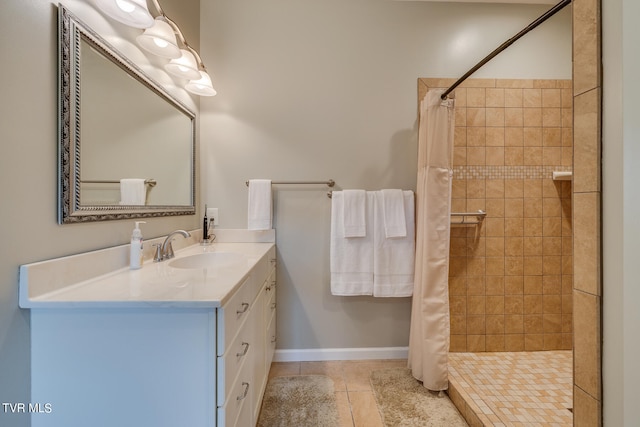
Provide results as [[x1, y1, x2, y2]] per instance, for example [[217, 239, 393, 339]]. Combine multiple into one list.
[[95, 0, 217, 96], [165, 49, 201, 80], [156, 16, 217, 96], [95, 0, 154, 28], [136, 17, 181, 59], [185, 71, 217, 97]]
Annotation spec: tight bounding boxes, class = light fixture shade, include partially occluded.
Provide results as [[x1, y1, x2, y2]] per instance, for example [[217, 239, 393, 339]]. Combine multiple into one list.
[[185, 71, 217, 96], [165, 50, 201, 80], [136, 19, 181, 59], [95, 0, 154, 29]]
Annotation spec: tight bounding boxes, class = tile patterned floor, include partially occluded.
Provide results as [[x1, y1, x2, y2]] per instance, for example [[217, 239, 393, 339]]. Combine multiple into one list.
[[448, 351, 573, 426], [266, 351, 572, 427]]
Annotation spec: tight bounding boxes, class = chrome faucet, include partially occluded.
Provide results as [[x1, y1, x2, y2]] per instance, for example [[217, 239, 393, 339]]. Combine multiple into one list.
[[153, 230, 191, 262]]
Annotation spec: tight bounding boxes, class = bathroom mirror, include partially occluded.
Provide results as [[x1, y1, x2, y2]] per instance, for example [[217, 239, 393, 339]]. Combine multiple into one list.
[[58, 5, 196, 223]]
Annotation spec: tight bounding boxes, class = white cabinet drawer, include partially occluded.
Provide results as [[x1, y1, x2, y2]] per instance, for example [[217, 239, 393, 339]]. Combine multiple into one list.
[[217, 276, 254, 356], [250, 293, 266, 421], [217, 366, 252, 427], [217, 308, 256, 407], [250, 246, 274, 296], [266, 246, 276, 274], [265, 276, 276, 325], [266, 310, 277, 369], [266, 268, 276, 291], [264, 266, 277, 378], [264, 270, 276, 309], [251, 257, 268, 295], [234, 399, 253, 427]]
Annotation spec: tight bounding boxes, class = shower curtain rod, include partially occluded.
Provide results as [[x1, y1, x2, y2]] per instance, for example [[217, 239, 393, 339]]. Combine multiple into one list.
[[440, 0, 572, 100]]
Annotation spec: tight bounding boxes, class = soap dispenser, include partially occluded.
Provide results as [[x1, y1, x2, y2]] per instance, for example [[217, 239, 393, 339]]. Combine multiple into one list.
[[130, 221, 146, 270]]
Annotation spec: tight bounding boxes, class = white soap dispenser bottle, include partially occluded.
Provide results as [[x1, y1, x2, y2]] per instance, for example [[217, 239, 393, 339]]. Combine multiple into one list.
[[130, 221, 146, 270]]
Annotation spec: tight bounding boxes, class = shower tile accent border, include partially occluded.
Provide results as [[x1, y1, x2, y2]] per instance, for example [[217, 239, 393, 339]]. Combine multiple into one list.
[[453, 165, 572, 181]]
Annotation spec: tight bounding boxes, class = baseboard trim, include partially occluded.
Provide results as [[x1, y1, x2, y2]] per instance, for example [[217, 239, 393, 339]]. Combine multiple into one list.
[[273, 347, 408, 362]]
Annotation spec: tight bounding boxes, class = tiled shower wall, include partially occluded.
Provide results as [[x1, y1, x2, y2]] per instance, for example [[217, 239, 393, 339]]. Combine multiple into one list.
[[419, 78, 573, 353], [572, 0, 602, 423]]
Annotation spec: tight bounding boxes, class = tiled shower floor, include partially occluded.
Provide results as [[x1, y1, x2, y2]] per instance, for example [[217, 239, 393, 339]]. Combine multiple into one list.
[[448, 351, 573, 426]]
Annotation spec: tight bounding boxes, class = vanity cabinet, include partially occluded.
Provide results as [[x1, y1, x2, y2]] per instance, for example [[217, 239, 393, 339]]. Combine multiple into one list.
[[264, 268, 277, 377], [216, 247, 276, 427], [25, 242, 276, 427]]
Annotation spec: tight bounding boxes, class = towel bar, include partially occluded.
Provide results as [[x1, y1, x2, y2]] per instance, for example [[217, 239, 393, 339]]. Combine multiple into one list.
[[246, 179, 336, 198], [80, 179, 157, 187], [245, 179, 335, 187]]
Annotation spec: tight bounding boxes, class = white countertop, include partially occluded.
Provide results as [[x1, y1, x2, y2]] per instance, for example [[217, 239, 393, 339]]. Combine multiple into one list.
[[19, 232, 275, 309]]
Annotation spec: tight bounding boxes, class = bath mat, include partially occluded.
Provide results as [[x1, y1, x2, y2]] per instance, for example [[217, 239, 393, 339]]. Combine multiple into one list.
[[370, 368, 467, 427], [257, 375, 340, 427]]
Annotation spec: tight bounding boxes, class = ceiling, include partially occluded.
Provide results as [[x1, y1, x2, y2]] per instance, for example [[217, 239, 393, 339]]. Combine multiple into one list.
[[397, 0, 558, 4]]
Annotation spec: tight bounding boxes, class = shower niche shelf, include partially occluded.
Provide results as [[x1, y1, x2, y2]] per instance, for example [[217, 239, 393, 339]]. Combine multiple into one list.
[[450, 210, 486, 227], [552, 171, 572, 181]]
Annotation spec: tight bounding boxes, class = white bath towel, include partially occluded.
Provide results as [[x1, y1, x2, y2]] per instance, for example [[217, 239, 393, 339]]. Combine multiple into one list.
[[381, 189, 407, 238], [248, 179, 272, 230], [343, 189, 367, 237], [330, 191, 375, 296], [373, 190, 415, 297], [119, 179, 146, 205]]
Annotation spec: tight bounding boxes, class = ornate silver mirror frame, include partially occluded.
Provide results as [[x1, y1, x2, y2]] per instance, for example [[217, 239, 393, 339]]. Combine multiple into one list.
[[58, 5, 196, 223]]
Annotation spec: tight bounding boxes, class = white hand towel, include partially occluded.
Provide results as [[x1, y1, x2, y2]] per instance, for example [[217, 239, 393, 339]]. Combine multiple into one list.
[[248, 179, 272, 230], [120, 179, 146, 205], [381, 189, 407, 238], [330, 191, 375, 296], [343, 189, 366, 237], [373, 190, 415, 297]]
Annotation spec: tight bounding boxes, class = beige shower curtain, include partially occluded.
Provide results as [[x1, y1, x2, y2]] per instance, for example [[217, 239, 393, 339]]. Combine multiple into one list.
[[408, 88, 455, 391]]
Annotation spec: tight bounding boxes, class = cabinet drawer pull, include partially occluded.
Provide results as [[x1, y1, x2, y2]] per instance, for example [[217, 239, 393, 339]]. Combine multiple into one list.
[[236, 302, 249, 315], [237, 382, 250, 401], [236, 342, 250, 357], [271, 335, 277, 343], [271, 302, 276, 309]]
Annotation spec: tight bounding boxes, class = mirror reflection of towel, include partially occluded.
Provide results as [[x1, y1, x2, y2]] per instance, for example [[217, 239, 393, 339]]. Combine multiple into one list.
[[120, 179, 146, 205]]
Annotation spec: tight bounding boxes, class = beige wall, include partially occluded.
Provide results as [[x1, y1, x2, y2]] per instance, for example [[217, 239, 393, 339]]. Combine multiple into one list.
[[419, 78, 574, 353], [0, 1, 200, 425], [10, 0, 640, 424], [199, 0, 572, 351], [0, 0, 635, 424], [601, 0, 640, 425]]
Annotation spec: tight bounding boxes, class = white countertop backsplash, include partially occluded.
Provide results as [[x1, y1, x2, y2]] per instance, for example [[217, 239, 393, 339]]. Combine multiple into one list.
[[19, 229, 275, 309]]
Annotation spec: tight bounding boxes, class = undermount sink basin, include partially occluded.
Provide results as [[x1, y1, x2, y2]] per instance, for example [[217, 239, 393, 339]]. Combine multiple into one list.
[[168, 252, 245, 269]]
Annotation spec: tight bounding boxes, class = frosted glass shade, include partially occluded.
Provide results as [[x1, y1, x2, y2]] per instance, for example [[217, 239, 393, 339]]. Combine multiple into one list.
[[185, 71, 217, 97], [95, 0, 154, 29], [165, 50, 201, 80], [136, 19, 181, 59]]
